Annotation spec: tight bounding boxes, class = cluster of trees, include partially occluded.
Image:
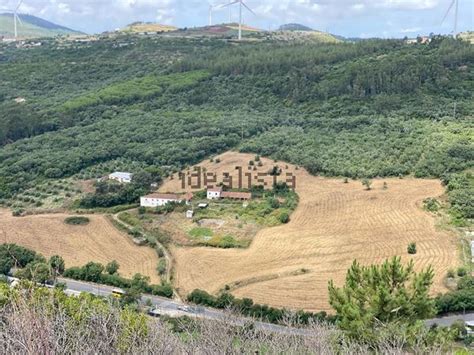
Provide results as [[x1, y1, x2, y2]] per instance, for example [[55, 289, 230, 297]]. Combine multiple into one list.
[[79, 170, 161, 208], [435, 275, 474, 314], [441, 171, 474, 225], [0, 244, 64, 284], [187, 289, 333, 325], [0, 243, 172, 299], [63, 261, 172, 298]]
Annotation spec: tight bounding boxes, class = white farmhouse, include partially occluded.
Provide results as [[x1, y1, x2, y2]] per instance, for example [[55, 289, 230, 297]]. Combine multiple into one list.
[[207, 187, 223, 200], [471, 241, 474, 263], [140, 193, 182, 207], [109, 172, 133, 183]]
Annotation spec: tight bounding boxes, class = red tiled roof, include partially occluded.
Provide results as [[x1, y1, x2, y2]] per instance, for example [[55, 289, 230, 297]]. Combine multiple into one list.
[[221, 191, 251, 200], [208, 187, 223, 192]]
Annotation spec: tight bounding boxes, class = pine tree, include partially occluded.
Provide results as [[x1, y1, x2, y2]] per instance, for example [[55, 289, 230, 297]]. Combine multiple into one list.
[[328, 256, 435, 341]]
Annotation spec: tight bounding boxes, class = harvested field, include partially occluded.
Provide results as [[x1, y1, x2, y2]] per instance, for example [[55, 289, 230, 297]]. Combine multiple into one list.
[[166, 152, 459, 312], [0, 210, 159, 283]]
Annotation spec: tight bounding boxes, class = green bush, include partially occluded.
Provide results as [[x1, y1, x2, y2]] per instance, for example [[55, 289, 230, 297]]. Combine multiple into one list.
[[407, 242, 417, 255], [423, 198, 440, 212], [187, 289, 332, 326], [64, 216, 90, 225], [279, 212, 290, 224], [457, 267, 467, 277], [157, 259, 167, 276]]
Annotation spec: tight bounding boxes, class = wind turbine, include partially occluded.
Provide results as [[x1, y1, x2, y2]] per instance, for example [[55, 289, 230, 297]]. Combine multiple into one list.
[[13, 0, 24, 40], [221, 0, 255, 40], [209, 4, 214, 26], [442, 0, 459, 38]]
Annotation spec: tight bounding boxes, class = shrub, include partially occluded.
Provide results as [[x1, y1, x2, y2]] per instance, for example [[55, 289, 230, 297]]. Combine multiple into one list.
[[362, 179, 372, 190], [457, 267, 467, 277], [105, 260, 120, 275], [65, 216, 90, 225], [407, 242, 417, 255], [279, 212, 290, 224], [12, 209, 24, 217], [447, 269, 455, 278], [157, 259, 167, 275], [423, 198, 440, 212]]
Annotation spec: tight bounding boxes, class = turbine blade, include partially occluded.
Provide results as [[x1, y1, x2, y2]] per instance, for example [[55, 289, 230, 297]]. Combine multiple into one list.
[[15, 0, 24, 12], [441, 0, 455, 24], [16, 13, 23, 26], [218, 1, 239, 8], [241, 1, 256, 16]]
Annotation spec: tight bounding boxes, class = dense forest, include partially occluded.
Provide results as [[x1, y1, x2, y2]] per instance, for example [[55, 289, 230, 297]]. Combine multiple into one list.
[[0, 35, 472, 205]]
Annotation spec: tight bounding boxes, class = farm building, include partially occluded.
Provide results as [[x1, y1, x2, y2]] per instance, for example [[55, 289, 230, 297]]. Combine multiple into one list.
[[221, 191, 252, 200], [471, 241, 474, 263], [109, 172, 133, 183], [206, 188, 251, 201], [140, 193, 182, 207], [186, 210, 194, 219], [207, 187, 223, 200]]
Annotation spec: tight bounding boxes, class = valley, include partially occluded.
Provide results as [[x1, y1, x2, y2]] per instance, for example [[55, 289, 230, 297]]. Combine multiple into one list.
[[165, 153, 459, 311]]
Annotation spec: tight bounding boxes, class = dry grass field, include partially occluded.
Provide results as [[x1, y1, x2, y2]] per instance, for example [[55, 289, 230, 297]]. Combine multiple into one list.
[[0, 210, 160, 284], [163, 152, 459, 312]]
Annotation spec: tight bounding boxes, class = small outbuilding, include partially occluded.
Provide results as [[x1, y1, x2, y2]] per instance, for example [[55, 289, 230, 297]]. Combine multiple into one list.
[[207, 187, 223, 200], [221, 191, 252, 201], [109, 172, 133, 183], [186, 210, 194, 219]]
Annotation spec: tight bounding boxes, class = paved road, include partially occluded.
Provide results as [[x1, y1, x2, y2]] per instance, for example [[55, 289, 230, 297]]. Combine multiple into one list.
[[425, 312, 474, 327], [59, 278, 474, 335], [58, 278, 310, 335]]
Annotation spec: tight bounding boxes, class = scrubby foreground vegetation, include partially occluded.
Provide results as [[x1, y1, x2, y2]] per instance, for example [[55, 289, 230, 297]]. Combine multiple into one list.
[[0, 266, 470, 353]]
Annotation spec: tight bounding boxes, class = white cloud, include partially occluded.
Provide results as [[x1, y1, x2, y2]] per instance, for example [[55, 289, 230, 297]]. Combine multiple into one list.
[[400, 27, 422, 33], [0, 0, 470, 37]]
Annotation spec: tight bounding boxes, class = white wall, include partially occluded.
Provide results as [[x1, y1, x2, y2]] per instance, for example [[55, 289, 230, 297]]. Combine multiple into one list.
[[140, 197, 179, 207], [207, 191, 221, 200]]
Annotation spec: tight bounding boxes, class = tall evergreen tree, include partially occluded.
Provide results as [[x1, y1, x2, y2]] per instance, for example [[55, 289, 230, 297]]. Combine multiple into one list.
[[328, 256, 435, 340]]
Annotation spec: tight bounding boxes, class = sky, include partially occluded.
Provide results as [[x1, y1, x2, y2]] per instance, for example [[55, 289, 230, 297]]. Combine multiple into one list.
[[0, 0, 472, 38]]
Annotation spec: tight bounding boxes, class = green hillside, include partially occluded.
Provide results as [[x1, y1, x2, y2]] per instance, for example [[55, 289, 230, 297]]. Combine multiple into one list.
[[0, 13, 82, 38], [0, 35, 472, 211]]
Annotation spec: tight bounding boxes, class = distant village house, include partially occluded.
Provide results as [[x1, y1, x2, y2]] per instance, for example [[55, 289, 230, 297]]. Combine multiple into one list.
[[206, 187, 251, 201], [207, 187, 223, 199], [108, 172, 133, 183], [140, 192, 193, 207], [140, 193, 182, 207]]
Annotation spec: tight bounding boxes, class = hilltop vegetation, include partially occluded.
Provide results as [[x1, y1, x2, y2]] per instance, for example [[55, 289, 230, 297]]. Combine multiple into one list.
[[0, 35, 472, 209]]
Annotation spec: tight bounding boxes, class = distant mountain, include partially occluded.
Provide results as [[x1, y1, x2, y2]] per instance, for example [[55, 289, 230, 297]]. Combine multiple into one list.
[[278, 23, 313, 32], [0, 13, 82, 38]]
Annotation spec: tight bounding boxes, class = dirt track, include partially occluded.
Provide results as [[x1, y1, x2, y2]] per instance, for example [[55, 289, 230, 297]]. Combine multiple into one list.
[[0, 210, 160, 283], [162, 152, 459, 312]]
